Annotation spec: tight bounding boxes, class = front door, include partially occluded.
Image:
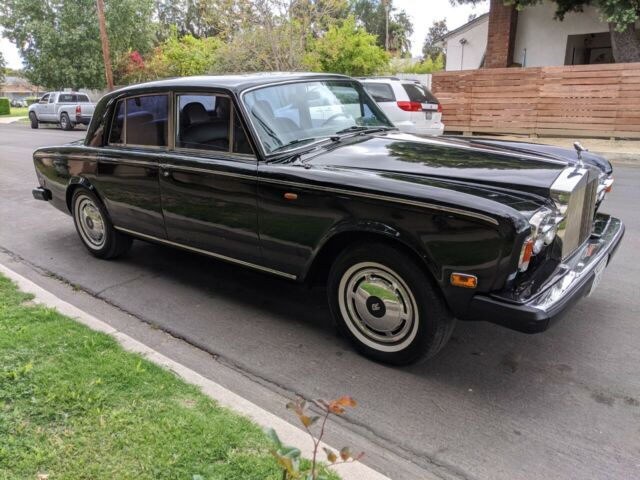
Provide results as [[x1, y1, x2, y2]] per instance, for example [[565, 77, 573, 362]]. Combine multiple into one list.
[[159, 93, 261, 265]]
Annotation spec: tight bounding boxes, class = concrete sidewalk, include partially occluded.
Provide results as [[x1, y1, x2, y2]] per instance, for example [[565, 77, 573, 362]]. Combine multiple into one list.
[[0, 116, 27, 124]]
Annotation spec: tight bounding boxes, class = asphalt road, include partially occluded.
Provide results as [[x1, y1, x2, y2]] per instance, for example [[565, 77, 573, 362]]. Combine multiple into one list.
[[2, 122, 639, 480]]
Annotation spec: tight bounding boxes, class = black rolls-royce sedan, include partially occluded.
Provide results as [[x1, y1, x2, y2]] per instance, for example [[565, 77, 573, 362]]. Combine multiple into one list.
[[32, 73, 624, 364]]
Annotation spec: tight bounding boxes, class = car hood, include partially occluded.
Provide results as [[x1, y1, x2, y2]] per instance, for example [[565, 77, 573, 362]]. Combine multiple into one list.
[[305, 133, 573, 197]]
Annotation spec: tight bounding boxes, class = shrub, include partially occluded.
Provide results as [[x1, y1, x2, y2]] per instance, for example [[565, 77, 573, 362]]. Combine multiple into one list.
[[0, 98, 10, 115], [26, 97, 39, 105]]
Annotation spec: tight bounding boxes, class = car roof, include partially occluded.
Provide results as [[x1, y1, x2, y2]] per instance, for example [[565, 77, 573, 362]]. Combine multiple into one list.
[[110, 72, 352, 96]]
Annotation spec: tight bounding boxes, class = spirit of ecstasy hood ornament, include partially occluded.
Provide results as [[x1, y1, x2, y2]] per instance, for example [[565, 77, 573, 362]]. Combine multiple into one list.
[[573, 141, 588, 166]]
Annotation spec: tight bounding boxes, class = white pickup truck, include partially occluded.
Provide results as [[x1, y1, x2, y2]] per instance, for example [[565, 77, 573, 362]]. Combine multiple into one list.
[[28, 92, 96, 130]]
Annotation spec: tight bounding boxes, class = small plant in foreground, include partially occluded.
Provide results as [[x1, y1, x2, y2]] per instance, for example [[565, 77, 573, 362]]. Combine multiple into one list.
[[266, 396, 363, 480]]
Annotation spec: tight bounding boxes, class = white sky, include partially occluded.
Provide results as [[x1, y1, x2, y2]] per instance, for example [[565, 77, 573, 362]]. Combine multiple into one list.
[[0, 0, 489, 69], [395, 0, 489, 56]]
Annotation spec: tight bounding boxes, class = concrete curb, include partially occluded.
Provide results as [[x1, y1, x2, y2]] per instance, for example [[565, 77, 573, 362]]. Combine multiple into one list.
[[0, 262, 391, 480]]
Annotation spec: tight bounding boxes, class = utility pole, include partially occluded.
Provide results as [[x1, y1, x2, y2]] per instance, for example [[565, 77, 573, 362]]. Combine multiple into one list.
[[96, 0, 114, 91], [383, 0, 390, 51]]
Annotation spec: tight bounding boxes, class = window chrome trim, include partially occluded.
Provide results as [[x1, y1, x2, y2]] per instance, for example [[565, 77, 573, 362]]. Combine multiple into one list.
[[108, 92, 171, 149], [173, 91, 256, 158], [113, 226, 297, 280], [258, 178, 499, 226]]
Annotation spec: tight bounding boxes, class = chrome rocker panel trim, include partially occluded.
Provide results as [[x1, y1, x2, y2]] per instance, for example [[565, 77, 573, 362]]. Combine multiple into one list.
[[114, 226, 298, 280]]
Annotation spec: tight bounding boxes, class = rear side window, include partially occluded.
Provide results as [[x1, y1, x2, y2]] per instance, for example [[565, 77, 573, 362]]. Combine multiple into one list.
[[59, 93, 76, 103], [364, 83, 395, 102], [126, 95, 168, 147], [77, 94, 90, 102], [402, 83, 439, 104], [109, 100, 125, 144]]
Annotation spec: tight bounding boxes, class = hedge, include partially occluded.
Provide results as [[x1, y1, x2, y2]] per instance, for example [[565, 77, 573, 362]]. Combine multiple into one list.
[[0, 98, 10, 115]]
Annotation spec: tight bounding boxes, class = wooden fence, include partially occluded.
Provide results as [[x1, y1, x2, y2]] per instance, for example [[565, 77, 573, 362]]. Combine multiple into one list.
[[431, 63, 640, 139]]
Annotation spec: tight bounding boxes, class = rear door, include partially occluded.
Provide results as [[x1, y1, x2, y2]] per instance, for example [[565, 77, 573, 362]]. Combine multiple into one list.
[[401, 82, 442, 126], [363, 82, 400, 123], [96, 94, 168, 239]]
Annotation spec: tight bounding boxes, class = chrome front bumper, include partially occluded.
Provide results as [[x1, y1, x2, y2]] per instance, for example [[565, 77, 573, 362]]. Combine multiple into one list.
[[470, 213, 624, 333]]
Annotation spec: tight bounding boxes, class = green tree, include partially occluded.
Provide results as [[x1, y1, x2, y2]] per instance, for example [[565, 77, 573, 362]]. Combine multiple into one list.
[[422, 19, 448, 61], [154, 0, 256, 40], [0, 52, 5, 85], [350, 0, 414, 56], [453, 0, 640, 63], [0, 0, 155, 89], [146, 30, 220, 78], [304, 16, 389, 75]]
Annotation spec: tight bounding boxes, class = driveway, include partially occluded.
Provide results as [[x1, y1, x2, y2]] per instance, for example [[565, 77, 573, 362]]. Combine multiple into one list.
[[1, 122, 639, 480]]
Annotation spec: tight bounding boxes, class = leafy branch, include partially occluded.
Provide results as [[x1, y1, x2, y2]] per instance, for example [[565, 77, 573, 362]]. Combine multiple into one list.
[[266, 396, 364, 480]]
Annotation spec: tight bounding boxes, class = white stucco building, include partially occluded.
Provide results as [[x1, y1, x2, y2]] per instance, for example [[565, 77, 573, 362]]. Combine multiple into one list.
[[442, 0, 624, 71]]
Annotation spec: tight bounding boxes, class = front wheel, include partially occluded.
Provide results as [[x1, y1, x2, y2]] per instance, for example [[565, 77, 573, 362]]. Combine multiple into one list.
[[29, 112, 39, 129], [327, 243, 455, 365], [71, 188, 132, 259]]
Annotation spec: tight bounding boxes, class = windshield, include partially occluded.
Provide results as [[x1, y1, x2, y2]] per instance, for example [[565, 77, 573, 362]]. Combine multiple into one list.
[[243, 80, 393, 154]]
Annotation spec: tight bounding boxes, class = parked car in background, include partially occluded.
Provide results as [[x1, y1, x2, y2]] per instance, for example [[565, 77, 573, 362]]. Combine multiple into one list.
[[28, 92, 96, 130], [10, 98, 27, 108], [31, 73, 623, 365], [360, 77, 444, 136]]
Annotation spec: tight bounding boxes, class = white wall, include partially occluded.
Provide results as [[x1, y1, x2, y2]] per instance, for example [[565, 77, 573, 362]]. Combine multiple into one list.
[[513, 2, 608, 67], [444, 17, 489, 71]]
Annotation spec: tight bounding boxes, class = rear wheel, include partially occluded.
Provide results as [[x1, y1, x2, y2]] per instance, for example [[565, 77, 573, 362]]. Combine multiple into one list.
[[327, 243, 455, 365], [60, 113, 74, 131], [71, 188, 132, 259], [29, 112, 39, 129]]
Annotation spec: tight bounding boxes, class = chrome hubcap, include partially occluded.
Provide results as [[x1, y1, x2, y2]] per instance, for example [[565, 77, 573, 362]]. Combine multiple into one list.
[[75, 197, 105, 249], [338, 262, 419, 352]]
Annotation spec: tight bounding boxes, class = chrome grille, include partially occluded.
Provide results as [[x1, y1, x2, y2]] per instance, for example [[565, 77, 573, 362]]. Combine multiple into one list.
[[551, 166, 600, 259]]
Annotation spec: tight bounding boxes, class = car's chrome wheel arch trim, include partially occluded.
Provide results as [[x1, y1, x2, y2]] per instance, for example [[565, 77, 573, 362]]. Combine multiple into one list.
[[113, 226, 297, 280]]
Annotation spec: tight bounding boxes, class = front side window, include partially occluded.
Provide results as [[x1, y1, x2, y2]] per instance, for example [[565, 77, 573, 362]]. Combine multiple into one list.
[[364, 83, 396, 102], [243, 80, 392, 154], [176, 94, 230, 152], [48, 94, 56, 104], [40, 94, 50, 103], [125, 95, 168, 147]]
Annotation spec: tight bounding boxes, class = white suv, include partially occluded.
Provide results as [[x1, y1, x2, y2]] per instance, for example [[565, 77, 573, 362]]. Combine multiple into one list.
[[360, 77, 444, 136]]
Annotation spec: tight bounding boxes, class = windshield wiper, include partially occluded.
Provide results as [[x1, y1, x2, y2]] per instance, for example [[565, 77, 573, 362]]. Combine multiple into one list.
[[270, 136, 335, 153], [335, 125, 394, 135]]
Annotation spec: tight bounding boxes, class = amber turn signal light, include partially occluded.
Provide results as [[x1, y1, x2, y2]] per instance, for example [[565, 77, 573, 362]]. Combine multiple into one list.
[[450, 273, 478, 289]]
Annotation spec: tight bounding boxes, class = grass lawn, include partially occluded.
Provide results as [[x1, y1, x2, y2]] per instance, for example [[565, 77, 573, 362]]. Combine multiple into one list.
[[0, 274, 336, 479], [0, 107, 29, 118]]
